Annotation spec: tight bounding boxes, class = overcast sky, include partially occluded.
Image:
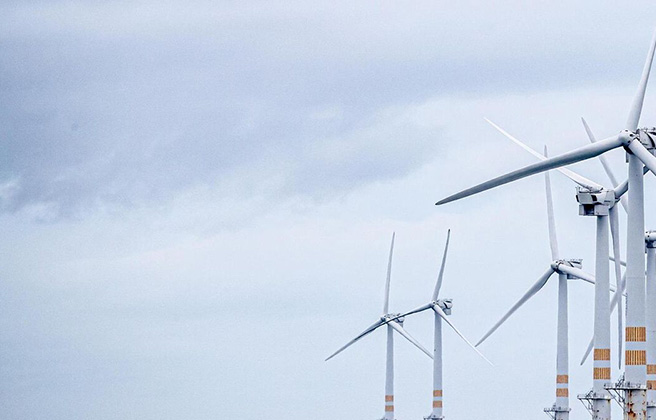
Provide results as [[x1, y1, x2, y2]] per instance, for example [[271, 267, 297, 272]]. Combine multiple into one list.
[[3, 2, 656, 419]]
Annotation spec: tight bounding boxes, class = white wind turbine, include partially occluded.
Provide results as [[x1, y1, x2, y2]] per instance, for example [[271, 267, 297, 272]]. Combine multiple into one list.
[[484, 121, 631, 419], [436, 29, 656, 419], [325, 233, 433, 420], [390, 230, 491, 420], [474, 158, 596, 420]]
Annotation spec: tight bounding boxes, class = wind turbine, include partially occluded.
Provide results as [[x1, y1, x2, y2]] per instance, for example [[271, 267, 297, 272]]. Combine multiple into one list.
[[436, 29, 656, 420], [390, 230, 491, 420], [325, 233, 433, 420], [484, 121, 633, 419], [474, 157, 593, 420]]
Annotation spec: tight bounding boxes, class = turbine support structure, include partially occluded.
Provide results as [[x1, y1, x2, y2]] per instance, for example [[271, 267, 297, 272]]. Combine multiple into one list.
[[425, 310, 444, 420], [384, 324, 395, 420], [624, 153, 648, 420], [645, 232, 656, 419], [546, 272, 571, 420], [576, 188, 613, 420]]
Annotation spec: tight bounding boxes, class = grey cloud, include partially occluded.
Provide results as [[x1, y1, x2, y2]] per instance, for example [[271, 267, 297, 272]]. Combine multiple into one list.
[[2, 1, 655, 221]]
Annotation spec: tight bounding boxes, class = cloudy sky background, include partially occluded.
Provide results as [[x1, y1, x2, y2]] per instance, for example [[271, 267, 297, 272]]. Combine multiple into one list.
[[3, 1, 656, 419]]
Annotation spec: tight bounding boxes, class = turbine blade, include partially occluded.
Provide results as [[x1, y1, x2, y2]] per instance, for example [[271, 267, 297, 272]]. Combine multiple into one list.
[[609, 205, 624, 368], [555, 264, 615, 289], [609, 255, 627, 267], [325, 319, 385, 361], [626, 28, 656, 130], [383, 232, 395, 315], [544, 146, 560, 261], [582, 118, 620, 187], [389, 320, 433, 359], [486, 118, 603, 190], [476, 267, 555, 346], [436, 135, 622, 205], [580, 338, 594, 366], [627, 139, 656, 176], [433, 305, 493, 365], [433, 229, 451, 300], [395, 303, 433, 319]]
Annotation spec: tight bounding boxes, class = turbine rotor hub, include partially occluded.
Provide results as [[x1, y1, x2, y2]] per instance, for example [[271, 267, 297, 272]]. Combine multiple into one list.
[[435, 298, 453, 315]]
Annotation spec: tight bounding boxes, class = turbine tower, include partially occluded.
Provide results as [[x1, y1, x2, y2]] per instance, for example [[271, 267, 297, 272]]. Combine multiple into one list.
[[325, 233, 433, 420], [646, 231, 656, 419], [392, 230, 491, 420], [436, 29, 656, 420]]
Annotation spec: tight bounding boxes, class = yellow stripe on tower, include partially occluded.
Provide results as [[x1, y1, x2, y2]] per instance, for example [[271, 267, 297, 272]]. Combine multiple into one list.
[[556, 375, 569, 384], [433, 401, 443, 408], [626, 350, 647, 365], [433, 390, 443, 397], [594, 348, 611, 360], [556, 388, 569, 397], [648, 364, 656, 374], [385, 395, 394, 402], [626, 327, 647, 341], [385, 406, 394, 412], [594, 367, 611, 380]]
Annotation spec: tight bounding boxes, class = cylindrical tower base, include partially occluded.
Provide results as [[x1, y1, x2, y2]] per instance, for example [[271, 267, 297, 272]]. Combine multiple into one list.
[[626, 388, 647, 420]]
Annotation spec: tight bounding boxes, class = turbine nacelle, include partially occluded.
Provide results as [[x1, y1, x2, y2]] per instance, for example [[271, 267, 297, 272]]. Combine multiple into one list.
[[433, 298, 453, 315], [551, 259, 583, 279], [576, 187, 616, 216], [383, 313, 404, 325], [636, 128, 656, 152]]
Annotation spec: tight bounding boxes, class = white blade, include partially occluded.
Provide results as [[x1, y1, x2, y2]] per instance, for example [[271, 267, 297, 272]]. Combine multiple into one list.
[[476, 267, 555, 346], [436, 135, 623, 205], [555, 264, 594, 283], [610, 255, 627, 267], [544, 146, 560, 261], [325, 319, 385, 361], [627, 139, 656, 176], [626, 28, 656, 131], [433, 229, 451, 300], [553, 264, 619, 290], [433, 305, 493, 365], [580, 272, 627, 365], [486, 118, 603, 190], [389, 320, 433, 359], [582, 118, 620, 186], [396, 303, 433, 319], [580, 336, 594, 366], [609, 205, 624, 367], [581, 117, 629, 212], [383, 232, 395, 315]]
